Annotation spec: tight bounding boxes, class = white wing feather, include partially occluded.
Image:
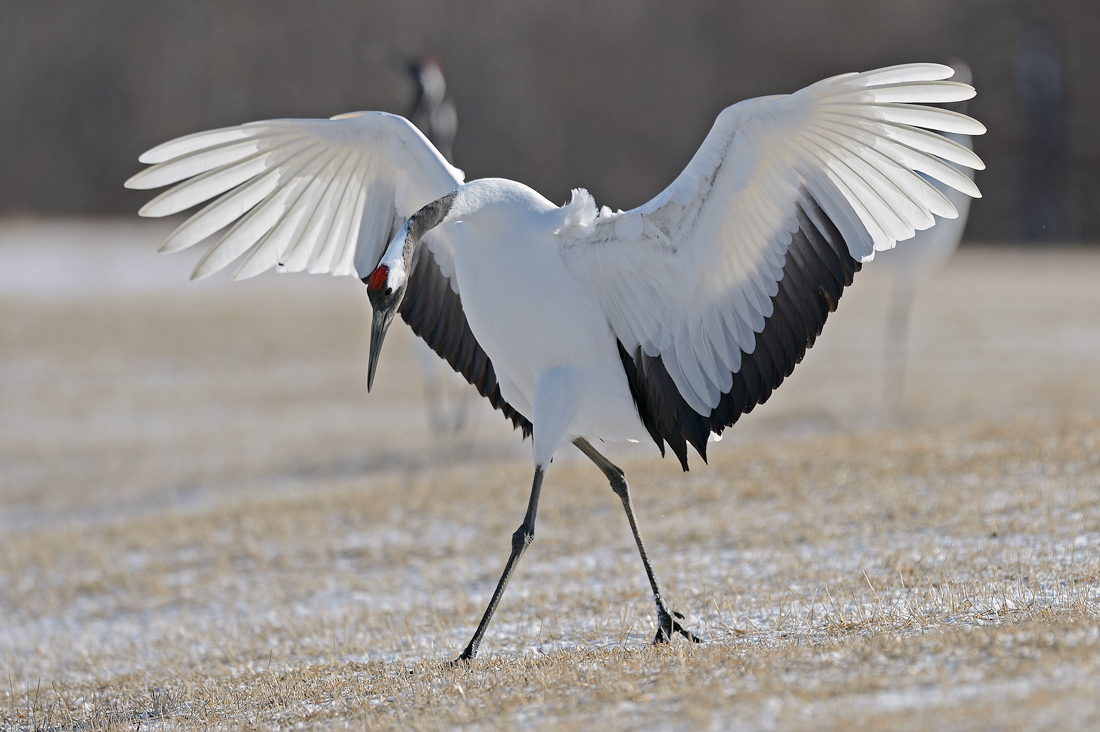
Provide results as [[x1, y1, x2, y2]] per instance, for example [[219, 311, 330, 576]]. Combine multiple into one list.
[[561, 63, 986, 415], [126, 112, 464, 281]]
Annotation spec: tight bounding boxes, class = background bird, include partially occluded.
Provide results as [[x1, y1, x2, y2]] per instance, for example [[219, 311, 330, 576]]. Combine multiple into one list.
[[408, 55, 457, 163], [126, 63, 985, 662], [869, 60, 976, 416], [405, 54, 477, 447]]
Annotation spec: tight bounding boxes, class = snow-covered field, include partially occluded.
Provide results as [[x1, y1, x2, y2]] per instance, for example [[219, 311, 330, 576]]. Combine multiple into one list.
[[2, 220, 1099, 730]]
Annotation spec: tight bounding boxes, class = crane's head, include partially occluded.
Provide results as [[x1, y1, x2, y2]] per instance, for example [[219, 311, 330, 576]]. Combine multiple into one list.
[[408, 54, 446, 95], [364, 260, 406, 392], [363, 190, 458, 392]]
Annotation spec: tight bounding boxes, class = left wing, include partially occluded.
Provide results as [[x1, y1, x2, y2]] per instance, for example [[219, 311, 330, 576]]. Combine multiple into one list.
[[560, 64, 985, 468], [126, 112, 533, 437]]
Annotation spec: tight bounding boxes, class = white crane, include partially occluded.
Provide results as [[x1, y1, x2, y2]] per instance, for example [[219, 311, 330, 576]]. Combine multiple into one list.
[[405, 54, 476, 444], [869, 60, 975, 415], [126, 63, 985, 662], [407, 54, 457, 163]]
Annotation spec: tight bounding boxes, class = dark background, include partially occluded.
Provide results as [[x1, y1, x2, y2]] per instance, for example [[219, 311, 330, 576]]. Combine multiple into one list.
[[1, 0, 1096, 242]]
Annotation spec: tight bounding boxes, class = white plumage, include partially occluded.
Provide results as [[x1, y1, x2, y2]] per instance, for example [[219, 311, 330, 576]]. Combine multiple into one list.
[[870, 130, 975, 413], [127, 63, 985, 662], [127, 113, 465, 281], [871, 132, 974, 275], [559, 67, 983, 415], [866, 60, 977, 414], [405, 54, 477, 445]]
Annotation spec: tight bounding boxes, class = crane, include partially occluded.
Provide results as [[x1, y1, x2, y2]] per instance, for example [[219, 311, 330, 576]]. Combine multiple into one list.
[[407, 54, 457, 163], [869, 60, 975, 415], [405, 54, 475, 444], [125, 63, 985, 663]]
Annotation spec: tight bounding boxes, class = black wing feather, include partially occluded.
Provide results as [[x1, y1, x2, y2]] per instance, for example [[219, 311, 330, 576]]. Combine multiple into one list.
[[398, 244, 533, 438], [618, 191, 860, 470]]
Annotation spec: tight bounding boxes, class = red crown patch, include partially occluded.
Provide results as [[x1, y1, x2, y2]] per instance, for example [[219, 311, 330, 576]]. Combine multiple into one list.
[[366, 265, 389, 292]]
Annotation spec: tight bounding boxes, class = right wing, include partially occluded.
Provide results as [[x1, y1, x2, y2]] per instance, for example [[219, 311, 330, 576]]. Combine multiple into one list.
[[126, 111, 532, 436], [125, 111, 464, 281]]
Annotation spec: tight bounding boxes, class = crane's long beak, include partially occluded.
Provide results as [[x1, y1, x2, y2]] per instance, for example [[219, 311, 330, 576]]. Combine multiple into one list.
[[367, 306, 396, 392]]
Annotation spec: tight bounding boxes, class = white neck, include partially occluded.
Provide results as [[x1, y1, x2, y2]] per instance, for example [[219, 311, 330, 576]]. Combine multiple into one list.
[[380, 220, 411, 276], [419, 66, 446, 104]]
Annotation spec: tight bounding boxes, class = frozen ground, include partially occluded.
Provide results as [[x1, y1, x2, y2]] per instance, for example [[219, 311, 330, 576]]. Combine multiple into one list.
[[1, 219, 1099, 730]]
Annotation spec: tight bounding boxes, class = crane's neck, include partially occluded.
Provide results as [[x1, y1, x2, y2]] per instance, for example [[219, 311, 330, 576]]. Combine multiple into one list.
[[379, 190, 459, 276], [417, 64, 446, 106], [377, 181, 557, 280], [377, 221, 411, 282]]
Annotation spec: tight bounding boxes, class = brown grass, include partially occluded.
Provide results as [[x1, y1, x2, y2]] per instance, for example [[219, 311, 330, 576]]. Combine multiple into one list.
[[2, 225, 1100, 730]]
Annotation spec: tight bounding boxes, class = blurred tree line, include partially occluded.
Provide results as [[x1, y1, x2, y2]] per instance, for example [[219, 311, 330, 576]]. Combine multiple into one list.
[[0, 0, 1096, 242]]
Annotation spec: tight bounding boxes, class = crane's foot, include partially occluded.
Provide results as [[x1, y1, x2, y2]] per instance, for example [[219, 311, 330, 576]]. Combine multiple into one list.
[[654, 606, 702, 645], [446, 641, 480, 667]]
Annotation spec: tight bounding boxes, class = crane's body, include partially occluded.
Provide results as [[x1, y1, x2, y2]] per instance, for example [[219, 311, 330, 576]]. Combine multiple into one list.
[[127, 63, 985, 662], [443, 180, 649, 463]]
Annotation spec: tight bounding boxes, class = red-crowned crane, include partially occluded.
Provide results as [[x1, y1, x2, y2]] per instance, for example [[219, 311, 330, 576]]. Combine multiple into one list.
[[126, 63, 985, 663], [869, 60, 976, 415], [408, 54, 457, 164], [405, 54, 475, 444]]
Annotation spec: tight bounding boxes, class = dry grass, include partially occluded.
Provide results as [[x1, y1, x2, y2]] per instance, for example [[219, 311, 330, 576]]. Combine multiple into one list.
[[2, 223, 1100, 730], [4, 416, 1100, 730]]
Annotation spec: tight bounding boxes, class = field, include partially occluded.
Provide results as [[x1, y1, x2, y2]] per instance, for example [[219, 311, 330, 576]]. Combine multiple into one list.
[[2, 220, 1100, 730]]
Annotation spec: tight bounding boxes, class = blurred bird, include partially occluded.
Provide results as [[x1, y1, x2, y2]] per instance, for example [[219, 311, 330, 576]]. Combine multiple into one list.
[[406, 54, 474, 445], [126, 63, 985, 662], [869, 60, 976, 416], [408, 55, 457, 162]]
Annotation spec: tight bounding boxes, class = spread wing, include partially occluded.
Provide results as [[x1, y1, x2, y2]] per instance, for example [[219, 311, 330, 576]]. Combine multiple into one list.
[[127, 111, 532, 436], [561, 63, 985, 468], [125, 111, 464, 281]]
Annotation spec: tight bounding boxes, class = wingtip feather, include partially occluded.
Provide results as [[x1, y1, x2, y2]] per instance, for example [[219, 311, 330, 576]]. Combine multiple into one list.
[[138, 127, 253, 165], [124, 171, 147, 190]]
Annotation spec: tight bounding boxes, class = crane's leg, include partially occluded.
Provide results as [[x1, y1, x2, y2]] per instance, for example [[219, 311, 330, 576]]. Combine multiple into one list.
[[452, 465, 545, 664], [573, 438, 700, 645], [883, 277, 916, 419]]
